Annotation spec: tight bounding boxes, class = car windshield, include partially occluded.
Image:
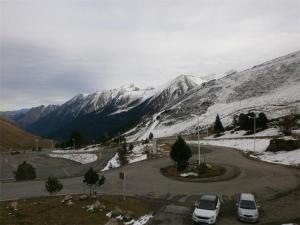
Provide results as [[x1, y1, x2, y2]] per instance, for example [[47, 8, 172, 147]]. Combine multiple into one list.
[[240, 200, 256, 209], [197, 200, 216, 210]]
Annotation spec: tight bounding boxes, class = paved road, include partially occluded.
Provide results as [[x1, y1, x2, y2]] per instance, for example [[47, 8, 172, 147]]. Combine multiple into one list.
[[0, 147, 117, 181], [1, 145, 299, 202]]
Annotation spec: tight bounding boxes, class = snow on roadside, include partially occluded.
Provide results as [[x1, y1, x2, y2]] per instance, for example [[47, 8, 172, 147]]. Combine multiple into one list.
[[188, 139, 270, 153], [253, 149, 300, 166], [102, 144, 149, 171], [52, 145, 101, 153], [212, 130, 247, 139], [133, 214, 153, 225], [188, 138, 300, 166], [102, 153, 120, 171], [181, 172, 198, 177], [205, 127, 281, 140], [49, 153, 97, 164], [128, 154, 147, 163], [252, 127, 281, 137]]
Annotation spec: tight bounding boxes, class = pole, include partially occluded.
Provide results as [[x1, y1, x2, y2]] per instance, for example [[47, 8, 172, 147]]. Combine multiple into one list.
[[197, 117, 200, 166], [35, 138, 38, 151], [254, 115, 256, 153], [72, 138, 75, 149], [123, 172, 126, 201], [192, 114, 201, 166]]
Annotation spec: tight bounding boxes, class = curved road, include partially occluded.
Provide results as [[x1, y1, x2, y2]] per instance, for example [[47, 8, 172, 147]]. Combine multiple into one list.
[[1, 144, 299, 202]]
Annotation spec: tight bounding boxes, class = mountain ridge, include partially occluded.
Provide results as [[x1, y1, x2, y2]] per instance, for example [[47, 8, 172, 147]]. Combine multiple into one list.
[[2, 50, 300, 141]]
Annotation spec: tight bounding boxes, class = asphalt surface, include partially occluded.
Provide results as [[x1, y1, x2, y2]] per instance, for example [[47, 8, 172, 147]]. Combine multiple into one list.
[[1, 144, 299, 224], [0, 147, 117, 181], [1, 144, 299, 200]]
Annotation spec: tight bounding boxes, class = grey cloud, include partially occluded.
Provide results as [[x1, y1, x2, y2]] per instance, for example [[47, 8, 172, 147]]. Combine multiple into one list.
[[0, 0, 300, 110]]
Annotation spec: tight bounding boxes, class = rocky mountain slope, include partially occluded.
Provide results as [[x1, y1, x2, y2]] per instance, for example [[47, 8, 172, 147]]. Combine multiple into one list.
[[0, 117, 53, 151], [4, 75, 199, 140], [3, 50, 300, 142], [126, 50, 300, 140]]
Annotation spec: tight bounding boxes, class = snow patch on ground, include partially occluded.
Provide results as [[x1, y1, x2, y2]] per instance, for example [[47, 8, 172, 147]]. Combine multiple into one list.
[[102, 153, 120, 171], [188, 138, 300, 166], [254, 149, 300, 166], [253, 127, 281, 137], [128, 154, 147, 163], [49, 153, 97, 164], [133, 214, 153, 225], [102, 144, 149, 171], [52, 145, 101, 153], [181, 172, 198, 177], [188, 139, 270, 153]]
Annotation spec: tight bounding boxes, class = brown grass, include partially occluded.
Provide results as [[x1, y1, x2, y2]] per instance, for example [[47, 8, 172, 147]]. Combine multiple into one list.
[[0, 195, 150, 225], [0, 117, 53, 152]]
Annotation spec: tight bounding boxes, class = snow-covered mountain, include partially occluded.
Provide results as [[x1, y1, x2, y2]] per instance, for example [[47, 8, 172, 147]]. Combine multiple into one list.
[[7, 75, 199, 140], [127, 50, 300, 140], [3, 50, 300, 141]]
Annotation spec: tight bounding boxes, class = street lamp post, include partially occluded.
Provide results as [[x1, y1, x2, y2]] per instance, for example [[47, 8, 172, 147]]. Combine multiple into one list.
[[191, 114, 201, 166], [35, 138, 38, 151], [249, 113, 256, 152], [72, 138, 75, 150]]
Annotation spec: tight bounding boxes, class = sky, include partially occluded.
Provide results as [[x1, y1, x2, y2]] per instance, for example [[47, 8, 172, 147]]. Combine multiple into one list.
[[1, 0, 300, 111]]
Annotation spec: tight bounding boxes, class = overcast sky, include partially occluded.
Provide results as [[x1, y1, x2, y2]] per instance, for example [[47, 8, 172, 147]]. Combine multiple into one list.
[[1, 0, 299, 110]]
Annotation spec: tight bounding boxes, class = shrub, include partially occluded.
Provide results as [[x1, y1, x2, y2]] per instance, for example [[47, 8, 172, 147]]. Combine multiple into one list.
[[279, 115, 295, 135], [129, 143, 134, 151], [266, 138, 300, 152], [149, 132, 154, 141], [83, 167, 105, 196], [45, 176, 63, 194], [170, 136, 192, 171], [214, 114, 224, 134], [13, 161, 36, 181]]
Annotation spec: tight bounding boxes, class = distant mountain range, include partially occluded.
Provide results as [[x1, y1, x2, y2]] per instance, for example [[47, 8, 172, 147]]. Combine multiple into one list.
[[2, 50, 300, 143], [0, 117, 53, 151]]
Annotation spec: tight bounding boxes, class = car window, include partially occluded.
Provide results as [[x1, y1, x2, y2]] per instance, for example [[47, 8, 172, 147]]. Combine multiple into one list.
[[240, 200, 256, 209], [197, 200, 216, 210]]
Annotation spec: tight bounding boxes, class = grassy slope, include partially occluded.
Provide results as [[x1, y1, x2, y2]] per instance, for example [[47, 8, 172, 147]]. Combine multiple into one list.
[[0, 117, 53, 151], [0, 195, 151, 225]]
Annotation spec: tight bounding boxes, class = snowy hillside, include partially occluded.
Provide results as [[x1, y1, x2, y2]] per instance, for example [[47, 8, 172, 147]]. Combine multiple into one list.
[[127, 50, 300, 141], [5, 75, 199, 140]]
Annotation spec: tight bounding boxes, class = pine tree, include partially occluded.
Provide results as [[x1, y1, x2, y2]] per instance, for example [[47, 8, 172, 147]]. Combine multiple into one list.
[[149, 132, 154, 140], [45, 176, 63, 195], [214, 114, 224, 133], [258, 112, 268, 129], [170, 136, 192, 171], [13, 161, 36, 181]]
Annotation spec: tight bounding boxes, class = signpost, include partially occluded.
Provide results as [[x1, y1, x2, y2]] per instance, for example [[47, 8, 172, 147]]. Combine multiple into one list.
[[119, 172, 126, 200]]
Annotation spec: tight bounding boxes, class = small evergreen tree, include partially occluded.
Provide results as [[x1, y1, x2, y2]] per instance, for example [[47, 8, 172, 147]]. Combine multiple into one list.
[[13, 161, 36, 181], [232, 114, 239, 127], [170, 136, 192, 171], [258, 112, 268, 129], [279, 115, 295, 135], [129, 143, 134, 151], [118, 148, 128, 166], [83, 167, 105, 196], [45, 176, 63, 195], [149, 132, 154, 141], [67, 131, 84, 148], [214, 114, 224, 133]]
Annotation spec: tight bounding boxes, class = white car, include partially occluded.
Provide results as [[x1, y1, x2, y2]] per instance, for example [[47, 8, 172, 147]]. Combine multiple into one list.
[[236, 193, 259, 223], [192, 194, 220, 224]]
